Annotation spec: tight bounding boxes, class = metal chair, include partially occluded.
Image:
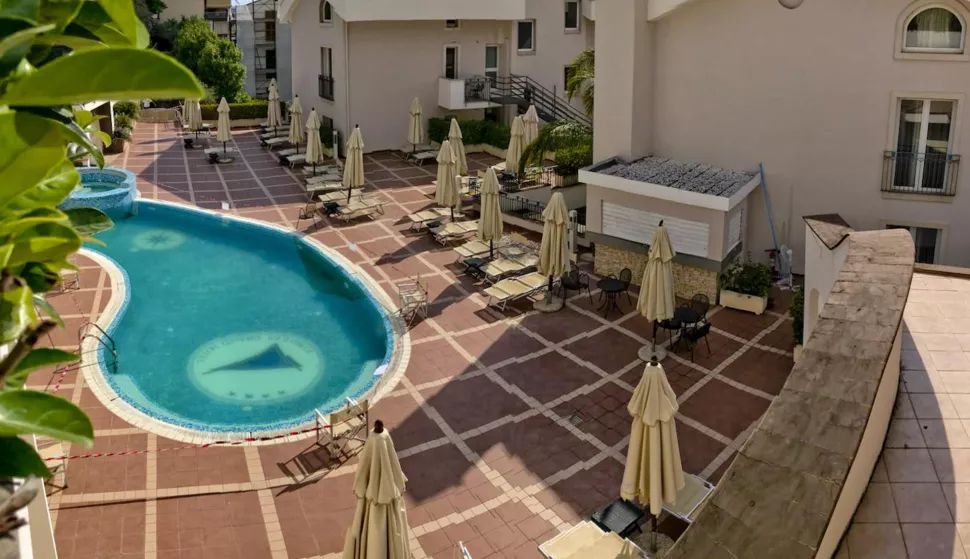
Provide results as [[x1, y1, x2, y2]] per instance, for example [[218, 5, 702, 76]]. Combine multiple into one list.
[[690, 293, 711, 323], [681, 323, 712, 362], [296, 202, 320, 231], [396, 277, 429, 327], [559, 268, 592, 303], [618, 268, 633, 305]]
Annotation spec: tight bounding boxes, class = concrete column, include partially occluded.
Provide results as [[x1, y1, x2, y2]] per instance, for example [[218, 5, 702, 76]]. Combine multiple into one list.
[[592, 0, 653, 162]]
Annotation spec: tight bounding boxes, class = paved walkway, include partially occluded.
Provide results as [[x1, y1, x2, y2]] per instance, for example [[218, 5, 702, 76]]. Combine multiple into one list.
[[842, 272, 970, 559], [37, 123, 795, 559]]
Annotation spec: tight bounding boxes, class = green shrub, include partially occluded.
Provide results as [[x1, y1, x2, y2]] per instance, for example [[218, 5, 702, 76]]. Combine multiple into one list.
[[199, 100, 289, 120], [114, 113, 133, 130], [113, 127, 132, 141], [790, 287, 804, 345], [428, 117, 511, 149], [553, 145, 592, 176], [114, 101, 140, 120], [720, 257, 773, 298]]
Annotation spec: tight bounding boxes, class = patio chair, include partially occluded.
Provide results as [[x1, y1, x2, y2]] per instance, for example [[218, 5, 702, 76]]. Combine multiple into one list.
[[57, 255, 80, 292], [396, 277, 429, 327], [38, 440, 68, 489], [618, 268, 633, 305], [278, 398, 370, 479], [690, 293, 711, 323], [296, 202, 322, 231], [681, 322, 712, 362], [559, 268, 591, 303]]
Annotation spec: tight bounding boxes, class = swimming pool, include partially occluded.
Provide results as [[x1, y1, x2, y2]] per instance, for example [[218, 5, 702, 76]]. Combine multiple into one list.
[[86, 201, 399, 436], [75, 182, 119, 195]]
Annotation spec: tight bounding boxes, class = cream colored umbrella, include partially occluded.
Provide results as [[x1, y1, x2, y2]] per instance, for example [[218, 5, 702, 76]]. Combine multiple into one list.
[[216, 97, 231, 157], [447, 118, 468, 176], [267, 78, 283, 136], [344, 125, 365, 203], [305, 108, 325, 177], [435, 140, 460, 220], [637, 223, 677, 361], [506, 115, 525, 175], [185, 99, 203, 140], [288, 95, 304, 153], [538, 192, 569, 293], [407, 97, 423, 154], [621, 360, 685, 550], [478, 167, 503, 259], [523, 105, 540, 146], [343, 422, 411, 559]]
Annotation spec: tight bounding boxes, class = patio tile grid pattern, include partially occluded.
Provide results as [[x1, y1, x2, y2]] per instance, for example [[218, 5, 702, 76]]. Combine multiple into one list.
[[35, 123, 796, 559]]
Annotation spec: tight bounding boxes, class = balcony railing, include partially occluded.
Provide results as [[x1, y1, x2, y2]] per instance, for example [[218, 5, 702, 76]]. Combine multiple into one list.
[[497, 194, 586, 235], [882, 150, 960, 196], [318, 75, 335, 101], [463, 76, 491, 103]]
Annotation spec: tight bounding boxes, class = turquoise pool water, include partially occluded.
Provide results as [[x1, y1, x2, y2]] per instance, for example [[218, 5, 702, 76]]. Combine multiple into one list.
[[75, 182, 121, 195], [91, 202, 391, 432]]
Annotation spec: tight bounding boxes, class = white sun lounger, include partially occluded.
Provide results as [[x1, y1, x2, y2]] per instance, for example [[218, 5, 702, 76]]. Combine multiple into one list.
[[477, 161, 506, 179], [260, 120, 289, 130], [538, 521, 642, 559], [455, 240, 491, 260], [307, 182, 353, 196], [342, 197, 384, 214], [317, 189, 363, 203], [303, 165, 343, 178], [407, 207, 452, 231], [334, 205, 381, 222], [429, 221, 478, 245], [264, 137, 291, 149], [410, 150, 436, 165], [483, 272, 547, 311], [260, 130, 286, 140], [479, 258, 531, 283]]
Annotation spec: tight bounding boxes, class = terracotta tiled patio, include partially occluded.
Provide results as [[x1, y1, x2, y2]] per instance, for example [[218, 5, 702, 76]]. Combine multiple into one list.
[[34, 124, 796, 559]]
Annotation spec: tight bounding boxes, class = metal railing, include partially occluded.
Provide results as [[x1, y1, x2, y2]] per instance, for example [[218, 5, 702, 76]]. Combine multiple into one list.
[[499, 194, 545, 223], [491, 74, 592, 127], [318, 75, 335, 101], [463, 76, 491, 103], [882, 150, 960, 196]]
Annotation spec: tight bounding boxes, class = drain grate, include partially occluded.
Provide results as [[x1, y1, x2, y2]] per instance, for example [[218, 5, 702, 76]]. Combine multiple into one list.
[[568, 412, 587, 426]]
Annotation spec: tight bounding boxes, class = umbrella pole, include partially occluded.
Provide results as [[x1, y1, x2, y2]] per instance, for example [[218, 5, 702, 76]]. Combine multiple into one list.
[[652, 515, 658, 552], [489, 240, 493, 260]]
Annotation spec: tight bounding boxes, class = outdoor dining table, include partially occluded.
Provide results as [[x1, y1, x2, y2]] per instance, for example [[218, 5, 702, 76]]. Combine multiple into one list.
[[597, 278, 626, 318]]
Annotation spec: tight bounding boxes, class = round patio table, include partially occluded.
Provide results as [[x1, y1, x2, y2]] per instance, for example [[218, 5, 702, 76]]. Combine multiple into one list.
[[597, 278, 626, 318]]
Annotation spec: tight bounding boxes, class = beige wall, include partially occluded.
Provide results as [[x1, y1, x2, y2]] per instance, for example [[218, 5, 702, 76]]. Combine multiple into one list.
[[586, 184, 726, 261], [595, 0, 970, 272], [289, 1, 350, 137], [161, 0, 202, 19]]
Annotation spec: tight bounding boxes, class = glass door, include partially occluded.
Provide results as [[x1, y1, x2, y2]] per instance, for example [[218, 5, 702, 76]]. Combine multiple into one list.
[[887, 224, 941, 264], [444, 45, 458, 79], [894, 99, 954, 190], [485, 44, 499, 85]]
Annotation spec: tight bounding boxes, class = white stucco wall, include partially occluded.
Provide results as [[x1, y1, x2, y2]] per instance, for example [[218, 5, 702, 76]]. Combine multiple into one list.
[[803, 223, 850, 343], [288, 1, 349, 135]]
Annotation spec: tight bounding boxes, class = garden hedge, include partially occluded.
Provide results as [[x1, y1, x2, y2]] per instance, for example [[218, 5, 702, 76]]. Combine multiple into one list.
[[199, 100, 288, 120], [428, 117, 510, 150]]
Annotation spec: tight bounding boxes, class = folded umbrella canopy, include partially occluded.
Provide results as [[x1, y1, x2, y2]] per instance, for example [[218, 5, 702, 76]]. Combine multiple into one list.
[[538, 192, 569, 292], [523, 104, 540, 146], [477, 167, 504, 259], [305, 108, 324, 176], [344, 125, 366, 203], [407, 97, 422, 153], [435, 140, 460, 220], [288, 95, 304, 153], [267, 78, 283, 135], [637, 224, 676, 360], [447, 118, 468, 176], [506, 115, 525, 174], [216, 97, 231, 156], [343, 423, 411, 559]]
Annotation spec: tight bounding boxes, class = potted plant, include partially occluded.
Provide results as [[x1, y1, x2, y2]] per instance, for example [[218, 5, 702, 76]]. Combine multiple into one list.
[[719, 257, 772, 315], [551, 145, 591, 187], [790, 287, 804, 361]]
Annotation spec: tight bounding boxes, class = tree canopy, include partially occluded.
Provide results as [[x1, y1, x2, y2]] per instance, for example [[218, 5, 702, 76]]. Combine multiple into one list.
[[173, 18, 248, 102]]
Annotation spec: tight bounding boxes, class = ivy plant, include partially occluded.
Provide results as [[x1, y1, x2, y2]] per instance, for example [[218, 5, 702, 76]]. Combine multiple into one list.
[[0, 0, 203, 538]]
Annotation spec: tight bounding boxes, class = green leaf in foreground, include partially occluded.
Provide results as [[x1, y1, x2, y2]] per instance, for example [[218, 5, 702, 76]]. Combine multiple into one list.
[[0, 437, 51, 478], [5, 348, 79, 389], [32, 293, 63, 327], [64, 207, 112, 236], [2, 158, 80, 215], [0, 47, 205, 106], [0, 390, 94, 446], [58, 118, 105, 167], [0, 20, 54, 74], [0, 285, 37, 343], [0, 111, 65, 209]]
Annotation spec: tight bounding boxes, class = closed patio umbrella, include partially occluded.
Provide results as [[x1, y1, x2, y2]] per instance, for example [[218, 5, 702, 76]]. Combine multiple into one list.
[[267, 78, 283, 136], [637, 223, 676, 361], [344, 125, 365, 203], [305, 108, 325, 177], [506, 115, 525, 175], [523, 105, 540, 146], [621, 359, 685, 550], [538, 192, 569, 293], [288, 95, 304, 153], [185, 99, 203, 140], [478, 167, 503, 259], [216, 97, 231, 157], [343, 421, 411, 559], [407, 97, 423, 154], [448, 118, 468, 176], [435, 140, 460, 219]]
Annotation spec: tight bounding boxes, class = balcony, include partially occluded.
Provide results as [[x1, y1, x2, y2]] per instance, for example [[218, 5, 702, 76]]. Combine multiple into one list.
[[203, 8, 230, 20], [882, 150, 960, 196], [318, 75, 335, 101], [438, 76, 500, 111], [325, 0, 525, 21]]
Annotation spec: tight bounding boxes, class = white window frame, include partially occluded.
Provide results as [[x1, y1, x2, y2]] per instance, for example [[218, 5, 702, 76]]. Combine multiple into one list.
[[882, 221, 947, 264], [517, 19, 536, 54], [320, 0, 332, 24], [445, 19, 460, 30], [443, 44, 460, 80], [886, 91, 963, 193], [320, 46, 333, 76], [895, 0, 970, 60], [564, 0, 581, 33]]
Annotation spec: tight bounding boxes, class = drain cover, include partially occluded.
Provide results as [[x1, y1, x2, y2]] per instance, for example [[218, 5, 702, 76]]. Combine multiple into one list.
[[568, 413, 586, 426]]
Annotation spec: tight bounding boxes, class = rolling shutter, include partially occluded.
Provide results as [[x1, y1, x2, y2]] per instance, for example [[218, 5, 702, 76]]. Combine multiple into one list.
[[601, 202, 710, 258]]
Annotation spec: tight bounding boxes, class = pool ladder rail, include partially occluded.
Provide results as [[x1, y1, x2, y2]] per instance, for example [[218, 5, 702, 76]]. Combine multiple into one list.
[[78, 321, 118, 373]]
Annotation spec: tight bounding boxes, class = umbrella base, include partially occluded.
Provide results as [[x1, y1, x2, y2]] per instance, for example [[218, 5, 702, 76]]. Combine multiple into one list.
[[631, 530, 675, 558], [637, 344, 667, 362], [533, 292, 564, 313]]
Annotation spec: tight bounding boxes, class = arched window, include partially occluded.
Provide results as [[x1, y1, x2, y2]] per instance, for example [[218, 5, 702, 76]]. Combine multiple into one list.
[[905, 6, 964, 52], [319, 0, 332, 23]]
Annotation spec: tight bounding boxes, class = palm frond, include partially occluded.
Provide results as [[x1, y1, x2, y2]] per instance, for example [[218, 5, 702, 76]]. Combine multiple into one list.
[[520, 120, 593, 171], [565, 48, 594, 117]]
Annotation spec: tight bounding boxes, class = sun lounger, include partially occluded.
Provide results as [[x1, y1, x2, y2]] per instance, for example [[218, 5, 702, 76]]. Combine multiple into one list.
[[204, 147, 236, 163], [539, 522, 642, 559], [478, 258, 531, 283], [477, 161, 506, 179], [285, 153, 307, 167], [317, 189, 364, 203], [303, 165, 343, 178], [342, 197, 384, 214], [664, 473, 714, 523], [263, 137, 291, 149], [410, 150, 436, 165], [307, 182, 355, 196], [454, 240, 491, 260], [260, 120, 289, 130], [483, 272, 547, 311], [429, 221, 478, 245], [407, 207, 452, 231], [334, 206, 381, 222]]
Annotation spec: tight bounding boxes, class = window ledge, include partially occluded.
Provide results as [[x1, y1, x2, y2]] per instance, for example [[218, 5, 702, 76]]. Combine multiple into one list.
[[896, 50, 969, 61], [565, 27, 581, 34], [517, 49, 536, 56], [881, 190, 956, 203]]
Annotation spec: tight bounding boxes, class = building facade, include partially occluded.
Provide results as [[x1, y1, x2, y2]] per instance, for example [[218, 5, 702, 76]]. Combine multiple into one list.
[[161, 0, 233, 40], [586, 0, 970, 274], [278, 0, 595, 152], [237, 0, 293, 100]]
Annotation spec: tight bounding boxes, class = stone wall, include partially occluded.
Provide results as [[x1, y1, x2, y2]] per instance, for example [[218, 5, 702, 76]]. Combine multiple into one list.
[[593, 243, 719, 301], [139, 108, 178, 123]]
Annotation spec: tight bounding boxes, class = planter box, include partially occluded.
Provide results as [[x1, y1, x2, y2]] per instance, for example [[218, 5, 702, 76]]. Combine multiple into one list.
[[552, 174, 578, 187], [719, 289, 768, 315], [105, 138, 126, 154]]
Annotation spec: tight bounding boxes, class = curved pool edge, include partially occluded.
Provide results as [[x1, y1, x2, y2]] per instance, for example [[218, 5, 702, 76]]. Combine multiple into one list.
[[78, 199, 411, 446]]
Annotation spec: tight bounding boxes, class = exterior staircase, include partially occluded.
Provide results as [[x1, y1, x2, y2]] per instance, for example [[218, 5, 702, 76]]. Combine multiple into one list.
[[490, 74, 592, 127]]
